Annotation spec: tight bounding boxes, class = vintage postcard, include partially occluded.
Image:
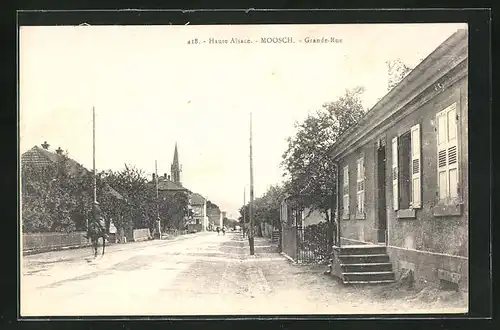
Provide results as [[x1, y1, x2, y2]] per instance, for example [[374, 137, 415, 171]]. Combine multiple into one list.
[[19, 22, 469, 317]]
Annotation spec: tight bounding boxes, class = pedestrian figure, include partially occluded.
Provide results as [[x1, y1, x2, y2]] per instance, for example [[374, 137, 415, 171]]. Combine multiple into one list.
[[216, 226, 220, 235], [222, 226, 226, 236]]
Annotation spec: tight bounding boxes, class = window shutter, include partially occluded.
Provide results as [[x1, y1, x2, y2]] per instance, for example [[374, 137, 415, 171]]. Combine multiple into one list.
[[392, 137, 399, 210], [410, 124, 422, 208], [357, 157, 365, 214], [361, 158, 365, 213], [437, 109, 448, 200], [437, 103, 459, 202], [343, 165, 349, 215], [447, 104, 459, 200]]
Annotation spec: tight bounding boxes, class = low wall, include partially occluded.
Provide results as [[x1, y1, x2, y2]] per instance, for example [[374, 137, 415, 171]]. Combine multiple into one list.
[[133, 228, 152, 242], [387, 246, 468, 291], [23, 231, 90, 254]]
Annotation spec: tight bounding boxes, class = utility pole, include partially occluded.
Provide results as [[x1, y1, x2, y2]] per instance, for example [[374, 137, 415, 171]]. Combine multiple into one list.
[[92, 106, 97, 204], [155, 160, 162, 239], [243, 187, 246, 237], [249, 112, 255, 255]]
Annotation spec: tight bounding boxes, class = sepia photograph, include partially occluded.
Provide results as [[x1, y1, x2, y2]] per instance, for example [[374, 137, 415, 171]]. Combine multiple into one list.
[[19, 22, 469, 316]]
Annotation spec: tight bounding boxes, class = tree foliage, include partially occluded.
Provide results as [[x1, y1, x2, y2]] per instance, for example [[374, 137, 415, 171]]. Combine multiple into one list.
[[281, 86, 366, 247], [206, 200, 219, 210], [387, 59, 413, 91], [21, 153, 93, 233], [159, 191, 190, 230], [238, 184, 285, 236]]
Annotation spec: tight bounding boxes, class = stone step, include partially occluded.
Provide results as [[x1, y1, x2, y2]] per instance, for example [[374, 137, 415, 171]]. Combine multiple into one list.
[[343, 279, 395, 285], [341, 262, 393, 273], [342, 271, 395, 282], [337, 245, 387, 256], [338, 254, 390, 264]]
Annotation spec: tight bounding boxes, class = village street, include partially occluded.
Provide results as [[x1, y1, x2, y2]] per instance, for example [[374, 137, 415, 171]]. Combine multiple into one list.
[[21, 232, 467, 316]]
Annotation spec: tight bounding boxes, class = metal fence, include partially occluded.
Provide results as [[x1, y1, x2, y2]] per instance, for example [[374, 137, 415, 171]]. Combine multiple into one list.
[[282, 226, 298, 261], [281, 223, 330, 264]]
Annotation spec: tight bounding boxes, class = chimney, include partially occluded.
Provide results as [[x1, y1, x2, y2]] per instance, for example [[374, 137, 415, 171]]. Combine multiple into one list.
[[167, 175, 171, 180]]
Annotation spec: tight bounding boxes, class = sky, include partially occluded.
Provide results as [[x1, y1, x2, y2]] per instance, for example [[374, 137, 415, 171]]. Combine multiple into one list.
[[19, 23, 467, 218]]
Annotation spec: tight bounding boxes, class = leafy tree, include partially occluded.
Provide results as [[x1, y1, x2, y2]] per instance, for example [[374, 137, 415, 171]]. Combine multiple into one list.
[[223, 217, 238, 228], [159, 191, 190, 230], [387, 59, 413, 91], [281, 86, 366, 251], [101, 165, 155, 233], [238, 184, 285, 237], [21, 152, 89, 233], [206, 200, 219, 210]]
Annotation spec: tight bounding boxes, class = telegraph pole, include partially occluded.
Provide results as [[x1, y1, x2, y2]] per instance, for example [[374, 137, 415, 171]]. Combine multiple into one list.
[[249, 113, 255, 255], [92, 106, 97, 204], [243, 187, 246, 237], [155, 160, 162, 239]]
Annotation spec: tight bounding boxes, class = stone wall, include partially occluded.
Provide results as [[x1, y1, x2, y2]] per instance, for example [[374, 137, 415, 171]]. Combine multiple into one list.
[[132, 228, 152, 242], [23, 231, 90, 254]]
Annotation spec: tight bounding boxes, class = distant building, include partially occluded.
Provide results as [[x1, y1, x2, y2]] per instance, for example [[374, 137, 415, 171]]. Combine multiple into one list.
[[190, 193, 208, 231], [207, 207, 222, 230], [170, 142, 182, 186]]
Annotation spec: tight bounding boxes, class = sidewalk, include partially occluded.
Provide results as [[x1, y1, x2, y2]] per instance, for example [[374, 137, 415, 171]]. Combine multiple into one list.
[[231, 234, 467, 314]]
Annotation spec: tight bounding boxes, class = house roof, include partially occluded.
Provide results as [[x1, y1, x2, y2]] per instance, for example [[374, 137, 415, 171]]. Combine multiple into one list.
[[21, 146, 87, 177], [148, 178, 189, 192], [330, 29, 468, 160], [190, 193, 206, 205], [21, 145, 124, 200]]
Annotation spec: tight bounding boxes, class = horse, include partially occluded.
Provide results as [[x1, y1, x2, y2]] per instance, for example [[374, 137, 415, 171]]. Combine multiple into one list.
[[85, 203, 109, 258]]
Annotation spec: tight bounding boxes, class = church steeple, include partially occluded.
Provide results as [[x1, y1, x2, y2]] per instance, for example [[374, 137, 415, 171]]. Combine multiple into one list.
[[171, 142, 181, 184]]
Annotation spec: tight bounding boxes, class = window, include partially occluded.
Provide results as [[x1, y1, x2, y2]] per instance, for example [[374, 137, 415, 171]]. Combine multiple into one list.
[[392, 123, 421, 211], [342, 165, 350, 218], [436, 103, 459, 203], [356, 157, 365, 214]]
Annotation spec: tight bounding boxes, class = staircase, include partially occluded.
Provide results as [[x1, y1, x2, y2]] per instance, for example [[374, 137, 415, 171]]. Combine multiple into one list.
[[271, 230, 280, 243], [333, 245, 395, 284]]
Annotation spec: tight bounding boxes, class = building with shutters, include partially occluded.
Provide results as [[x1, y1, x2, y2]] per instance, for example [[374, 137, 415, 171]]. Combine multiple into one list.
[[330, 29, 468, 289]]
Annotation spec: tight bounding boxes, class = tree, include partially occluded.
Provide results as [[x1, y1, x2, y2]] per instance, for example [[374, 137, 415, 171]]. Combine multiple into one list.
[[21, 152, 91, 233], [281, 86, 366, 251], [387, 59, 413, 91], [159, 191, 190, 230], [238, 184, 285, 237], [206, 200, 219, 210], [101, 165, 155, 233]]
